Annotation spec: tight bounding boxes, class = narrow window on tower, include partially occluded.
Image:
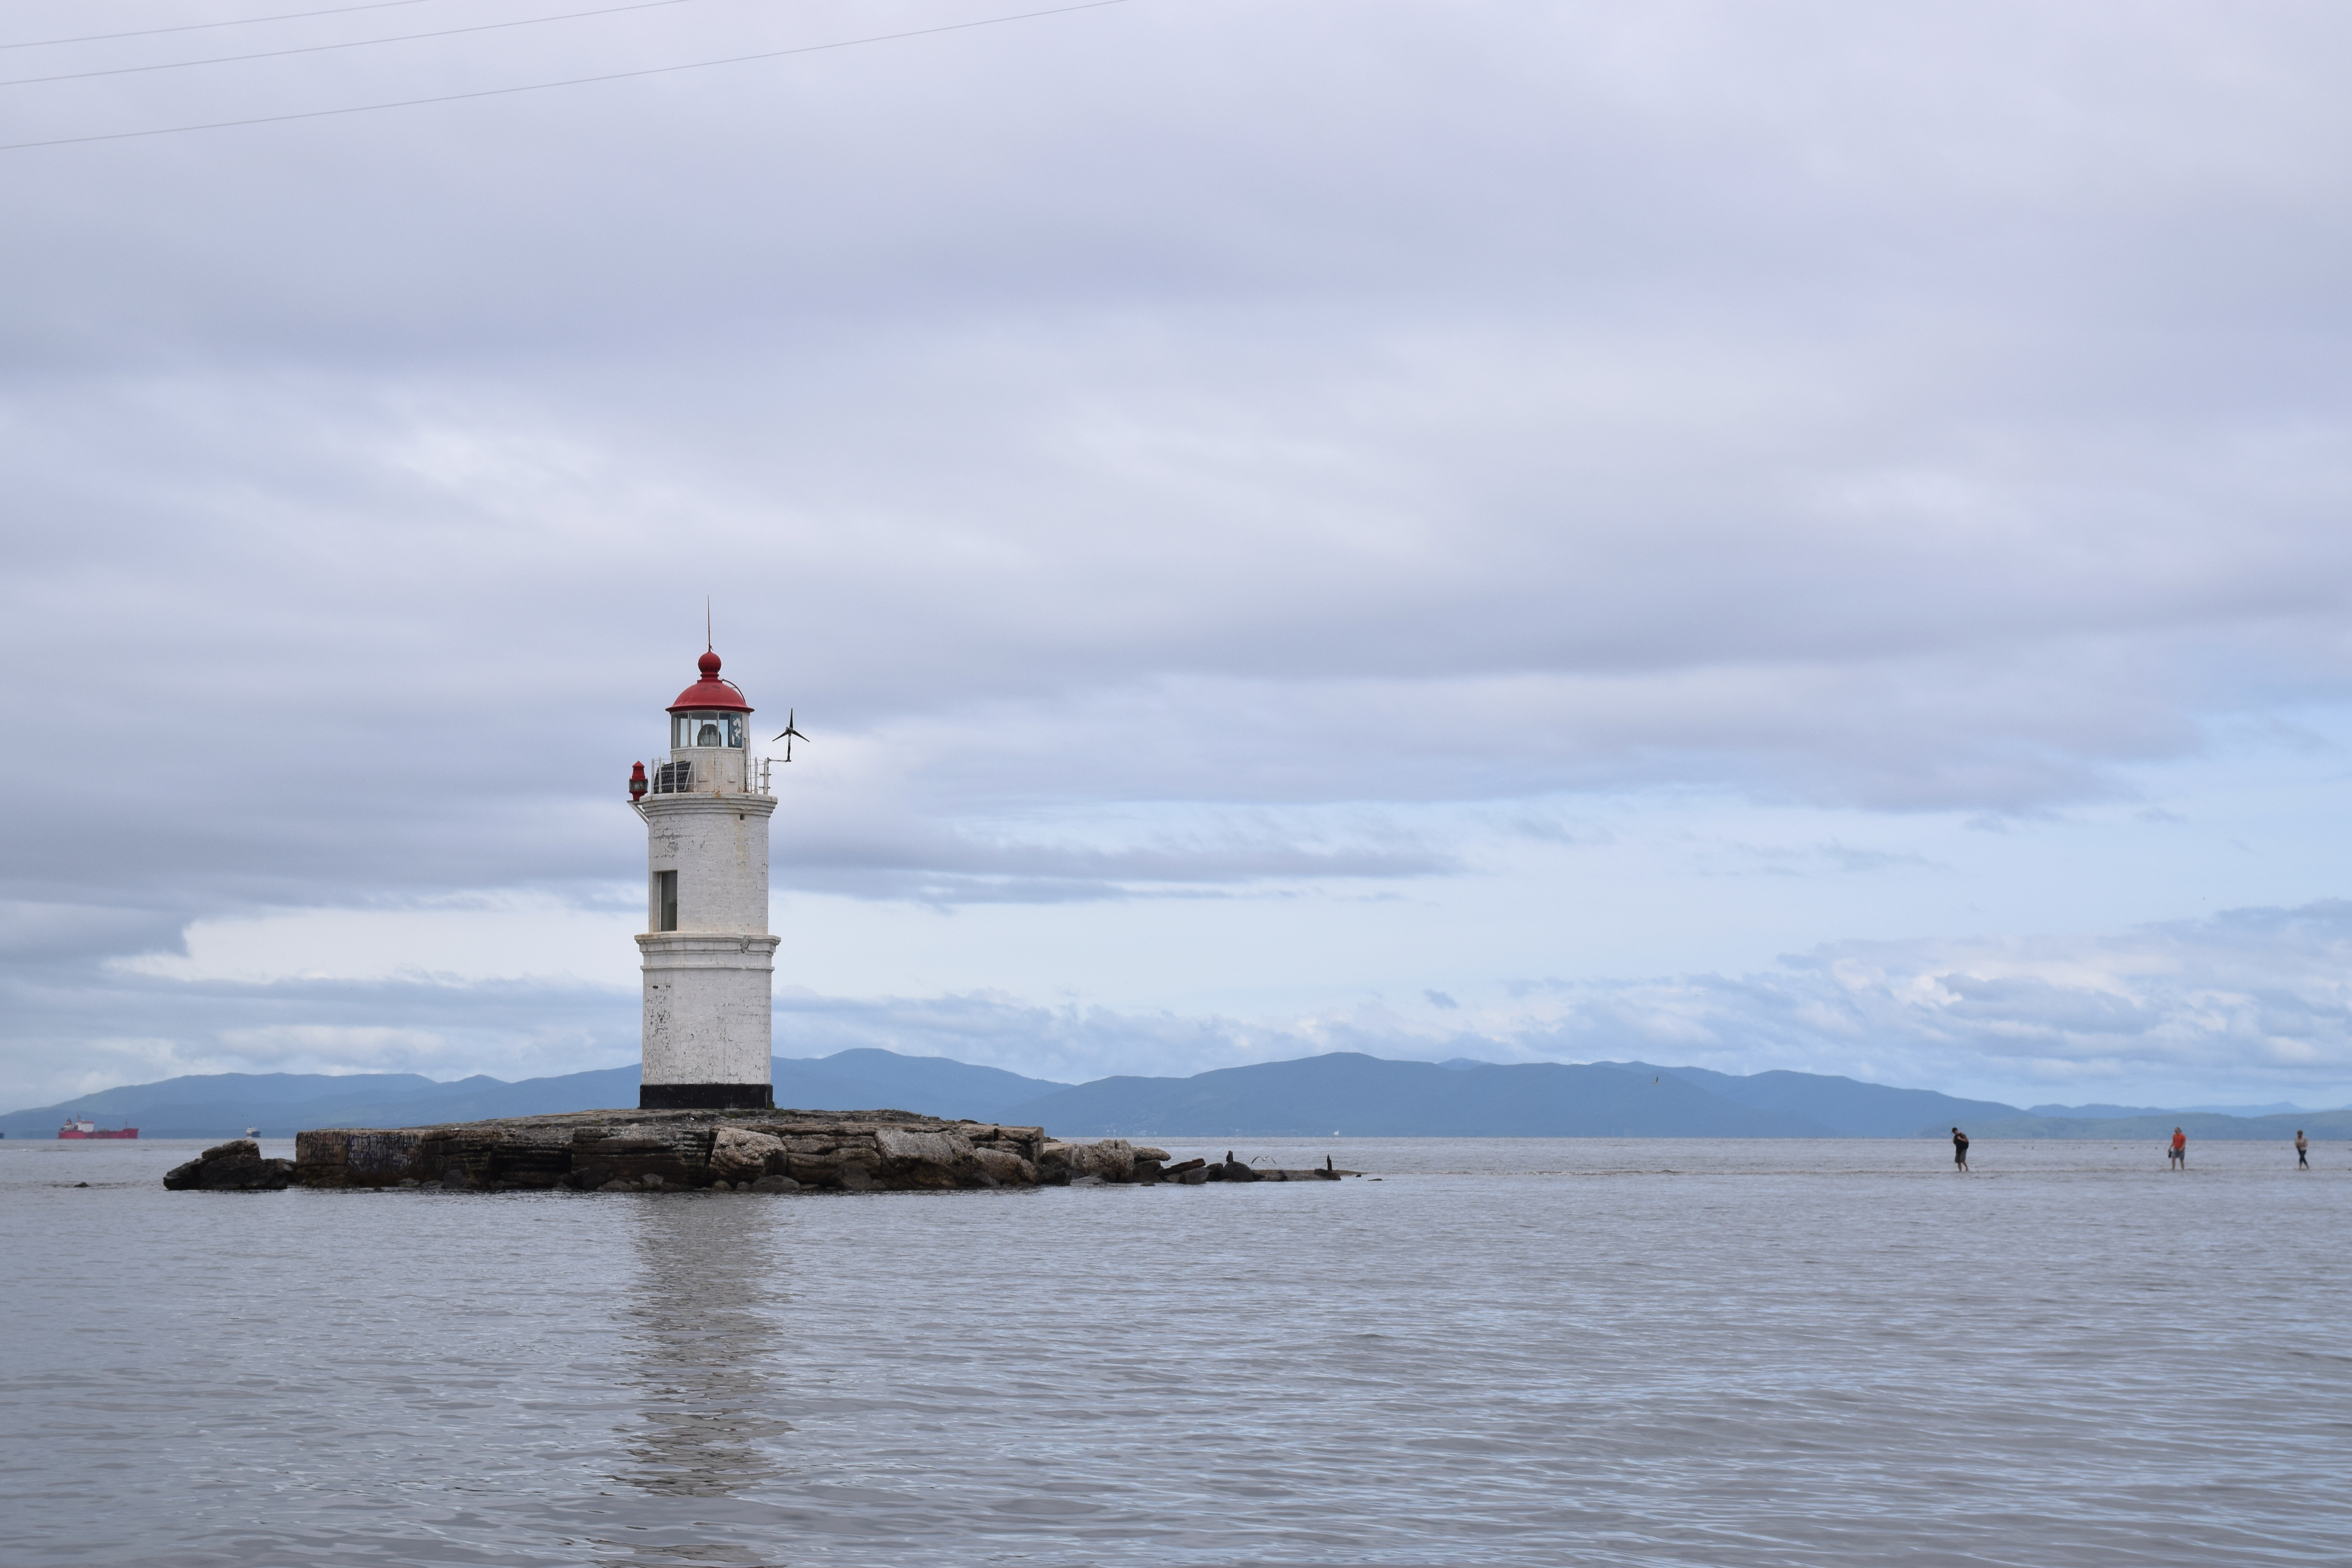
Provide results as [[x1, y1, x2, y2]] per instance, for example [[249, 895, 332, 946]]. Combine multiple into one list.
[[655, 870, 678, 932]]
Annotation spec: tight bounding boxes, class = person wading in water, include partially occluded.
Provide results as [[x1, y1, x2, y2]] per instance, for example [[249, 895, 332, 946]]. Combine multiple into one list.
[[1952, 1126, 1970, 1172], [2169, 1126, 2187, 1170], [2296, 1130, 2310, 1170]]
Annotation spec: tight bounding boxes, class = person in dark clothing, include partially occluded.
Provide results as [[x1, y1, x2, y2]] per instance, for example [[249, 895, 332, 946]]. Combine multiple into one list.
[[1952, 1127, 1970, 1172], [2296, 1130, 2310, 1169]]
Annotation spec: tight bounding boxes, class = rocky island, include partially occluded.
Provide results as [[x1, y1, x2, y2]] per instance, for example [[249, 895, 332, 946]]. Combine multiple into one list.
[[163, 1108, 1358, 1192], [165, 654, 1362, 1198]]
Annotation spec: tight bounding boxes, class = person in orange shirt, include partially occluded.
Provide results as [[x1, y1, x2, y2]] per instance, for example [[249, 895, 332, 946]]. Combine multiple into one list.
[[2168, 1126, 2187, 1170]]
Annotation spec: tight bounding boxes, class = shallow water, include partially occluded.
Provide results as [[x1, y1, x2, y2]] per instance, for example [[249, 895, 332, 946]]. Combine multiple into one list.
[[4, 1136, 2346, 1566]]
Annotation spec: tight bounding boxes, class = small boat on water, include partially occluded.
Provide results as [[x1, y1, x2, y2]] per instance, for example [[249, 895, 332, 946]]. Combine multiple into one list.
[[58, 1117, 137, 1140]]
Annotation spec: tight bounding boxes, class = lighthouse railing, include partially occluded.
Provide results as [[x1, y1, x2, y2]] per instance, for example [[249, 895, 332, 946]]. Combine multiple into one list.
[[645, 755, 774, 797]]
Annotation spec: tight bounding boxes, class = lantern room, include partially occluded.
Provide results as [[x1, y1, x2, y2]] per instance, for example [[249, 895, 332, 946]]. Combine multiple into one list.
[[644, 650, 764, 797], [673, 710, 746, 750]]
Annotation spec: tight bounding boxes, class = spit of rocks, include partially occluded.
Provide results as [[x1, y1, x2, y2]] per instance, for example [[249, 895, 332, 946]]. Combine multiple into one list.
[[161, 1111, 1364, 1193], [164, 1138, 296, 1191]]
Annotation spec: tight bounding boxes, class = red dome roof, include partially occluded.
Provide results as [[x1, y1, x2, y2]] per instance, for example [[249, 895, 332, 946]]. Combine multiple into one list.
[[668, 650, 751, 713]]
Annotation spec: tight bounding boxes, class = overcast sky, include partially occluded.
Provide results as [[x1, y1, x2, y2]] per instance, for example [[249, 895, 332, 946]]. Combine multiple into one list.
[[6, 0, 2352, 1112]]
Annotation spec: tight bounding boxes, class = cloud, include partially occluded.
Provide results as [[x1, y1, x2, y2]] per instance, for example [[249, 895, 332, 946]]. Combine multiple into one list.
[[5, 3, 2352, 1103], [1496, 901, 2352, 1103], [13, 892, 2352, 1114], [0, 960, 643, 1110], [210, 1025, 470, 1075], [116, 894, 641, 985]]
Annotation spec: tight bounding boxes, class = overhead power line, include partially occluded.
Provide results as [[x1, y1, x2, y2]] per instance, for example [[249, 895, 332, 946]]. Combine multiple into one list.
[[0, 0, 1137, 152], [1, 0, 700, 88], [3, 0, 436, 53]]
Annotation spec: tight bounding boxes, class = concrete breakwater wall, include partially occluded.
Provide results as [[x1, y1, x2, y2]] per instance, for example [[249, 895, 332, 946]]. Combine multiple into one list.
[[157, 1109, 1362, 1193]]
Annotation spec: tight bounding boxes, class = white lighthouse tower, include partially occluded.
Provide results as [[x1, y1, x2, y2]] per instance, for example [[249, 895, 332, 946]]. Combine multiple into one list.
[[628, 648, 780, 1110]]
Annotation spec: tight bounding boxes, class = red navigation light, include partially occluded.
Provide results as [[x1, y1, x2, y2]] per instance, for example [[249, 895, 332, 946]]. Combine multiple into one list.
[[628, 761, 648, 802]]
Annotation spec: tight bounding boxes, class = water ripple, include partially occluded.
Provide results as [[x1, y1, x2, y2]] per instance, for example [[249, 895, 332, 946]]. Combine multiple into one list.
[[3, 1137, 2346, 1565]]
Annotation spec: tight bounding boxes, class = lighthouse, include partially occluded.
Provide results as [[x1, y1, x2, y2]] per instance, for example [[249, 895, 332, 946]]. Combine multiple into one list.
[[629, 648, 781, 1110]]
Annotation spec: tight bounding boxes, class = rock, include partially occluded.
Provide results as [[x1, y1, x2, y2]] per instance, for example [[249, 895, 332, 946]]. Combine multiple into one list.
[[872, 1125, 978, 1188], [1041, 1137, 1136, 1184], [968, 1146, 1036, 1186], [293, 1129, 417, 1186], [1133, 1147, 1171, 1161], [709, 1125, 785, 1184], [567, 1124, 704, 1190], [874, 1125, 971, 1166], [265, 1108, 1230, 1197], [161, 1138, 295, 1192], [440, 1168, 474, 1189], [220, 1157, 296, 1191], [1069, 1174, 1107, 1186]]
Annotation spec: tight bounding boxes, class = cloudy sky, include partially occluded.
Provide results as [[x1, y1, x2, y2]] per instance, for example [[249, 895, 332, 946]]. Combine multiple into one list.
[[6, 0, 2352, 1112]]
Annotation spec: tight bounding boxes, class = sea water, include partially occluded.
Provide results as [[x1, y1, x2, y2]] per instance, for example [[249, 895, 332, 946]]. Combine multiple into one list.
[[2, 1136, 2345, 1566]]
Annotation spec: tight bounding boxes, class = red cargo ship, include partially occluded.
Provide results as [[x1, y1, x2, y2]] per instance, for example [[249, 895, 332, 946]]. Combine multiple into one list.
[[58, 1117, 137, 1140]]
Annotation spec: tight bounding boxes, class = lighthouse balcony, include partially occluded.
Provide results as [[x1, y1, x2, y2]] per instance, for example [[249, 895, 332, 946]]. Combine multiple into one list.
[[644, 756, 776, 797]]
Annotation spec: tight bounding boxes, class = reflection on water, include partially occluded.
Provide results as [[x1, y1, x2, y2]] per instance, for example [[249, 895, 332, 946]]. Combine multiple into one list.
[[614, 1197, 794, 1502]]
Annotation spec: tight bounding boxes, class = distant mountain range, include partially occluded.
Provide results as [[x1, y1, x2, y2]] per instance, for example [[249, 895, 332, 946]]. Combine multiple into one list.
[[0, 1049, 1065, 1140], [6, 1049, 2345, 1141], [998, 1055, 1805, 1138]]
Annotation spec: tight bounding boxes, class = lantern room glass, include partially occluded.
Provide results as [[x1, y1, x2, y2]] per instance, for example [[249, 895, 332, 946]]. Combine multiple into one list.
[[673, 711, 746, 748]]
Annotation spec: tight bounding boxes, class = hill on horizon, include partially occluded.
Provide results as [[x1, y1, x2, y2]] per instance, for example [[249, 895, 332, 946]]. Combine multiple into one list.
[[998, 1054, 1832, 1138], [0, 1049, 1069, 1140], [1604, 1061, 2023, 1138], [7, 1049, 2342, 1142]]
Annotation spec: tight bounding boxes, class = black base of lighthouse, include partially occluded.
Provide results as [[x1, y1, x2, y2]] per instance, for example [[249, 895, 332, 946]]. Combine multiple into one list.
[[639, 1082, 775, 1111]]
